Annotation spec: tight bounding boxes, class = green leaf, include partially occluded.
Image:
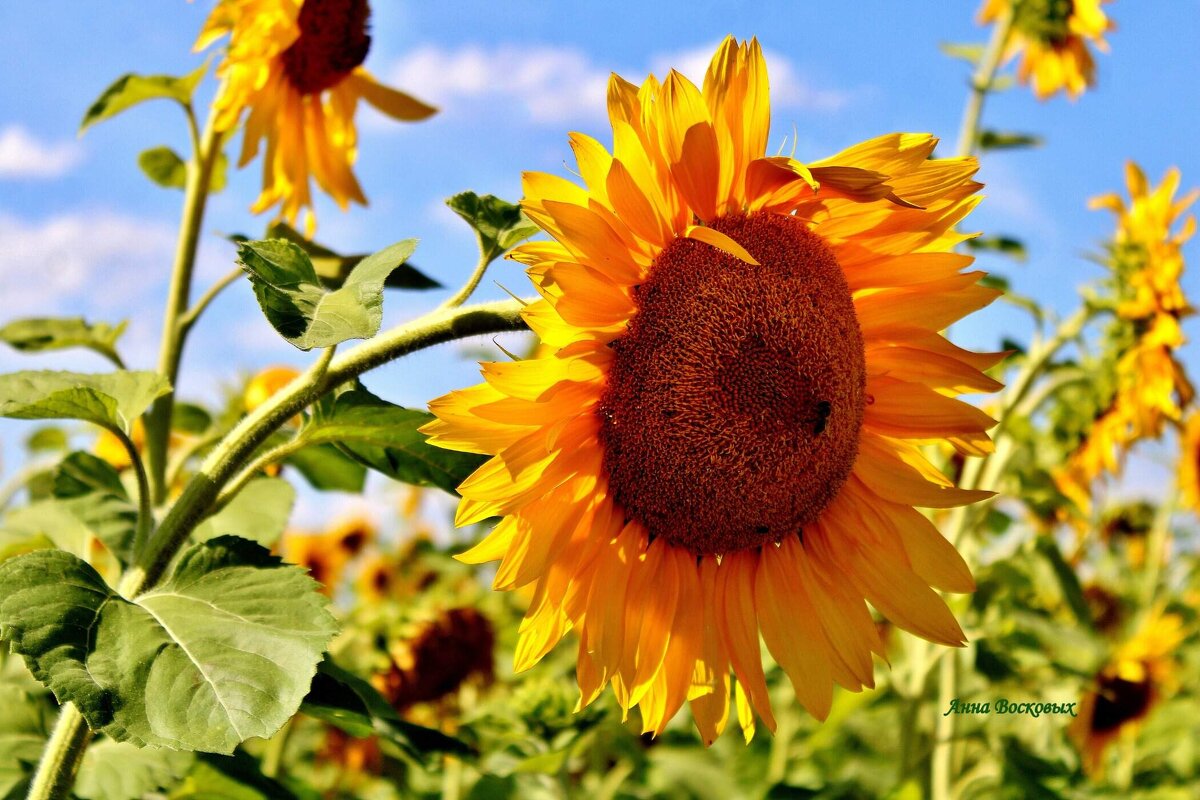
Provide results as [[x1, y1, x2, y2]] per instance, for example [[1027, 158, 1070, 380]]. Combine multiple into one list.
[[51, 452, 137, 561], [170, 752, 308, 800], [237, 238, 419, 350], [193, 477, 295, 547], [0, 370, 170, 433], [0, 537, 337, 753], [285, 443, 367, 493], [2, 500, 94, 559], [0, 317, 127, 366], [138, 146, 228, 193], [1035, 534, 1092, 628], [80, 62, 207, 134], [306, 387, 485, 494], [978, 130, 1044, 151], [939, 42, 985, 64], [447, 191, 539, 262], [24, 427, 68, 454], [75, 739, 194, 800], [0, 682, 52, 800], [966, 235, 1027, 262], [263, 221, 441, 290], [301, 657, 473, 760], [173, 402, 214, 435]]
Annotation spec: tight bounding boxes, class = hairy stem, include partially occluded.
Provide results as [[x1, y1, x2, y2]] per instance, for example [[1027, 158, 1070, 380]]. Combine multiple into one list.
[[955, 7, 1013, 158], [26, 705, 92, 800], [177, 266, 245, 335], [143, 109, 226, 504], [440, 250, 495, 310], [113, 427, 154, 560]]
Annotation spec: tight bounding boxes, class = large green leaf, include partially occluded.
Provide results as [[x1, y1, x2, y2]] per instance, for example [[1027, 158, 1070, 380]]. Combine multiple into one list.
[[285, 443, 367, 493], [75, 739, 194, 800], [52, 452, 138, 562], [0, 318, 126, 366], [2, 501, 93, 560], [301, 657, 472, 760], [0, 371, 170, 433], [447, 192, 539, 263], [80, 63, 207, 134], [193, 476, 295, 547], [264, 221, 440, 290], [0, 537, 337, 753], [305, 387, 484, 494], [237, 238, 419, 350], [138, 146, 228, 193]]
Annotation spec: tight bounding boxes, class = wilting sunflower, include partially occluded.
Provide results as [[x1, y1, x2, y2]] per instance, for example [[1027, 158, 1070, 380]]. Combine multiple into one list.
[[1069, 611, 1184, 775], [1055, 164, 1196, 515], [196, 0, 436, 232], [425, 37, 1001, 742], [979, 0, 1113, 100]]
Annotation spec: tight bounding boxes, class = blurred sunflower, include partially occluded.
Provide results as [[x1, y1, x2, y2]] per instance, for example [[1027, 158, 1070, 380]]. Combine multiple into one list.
[[243, 365, 301, 413], [425, 37, 1002, 741], [1056, 164, 1196, 514], [196, 0, 437, 233], [979, 0, 1113, 100], [282, 530, 348, 593], [1070, 612, 1184, 775], [1179, 414, 1200, 513]]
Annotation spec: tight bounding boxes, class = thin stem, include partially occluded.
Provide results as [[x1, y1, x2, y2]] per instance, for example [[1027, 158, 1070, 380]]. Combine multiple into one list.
[[177, 266, 245, 334], [26, 705, 92, 800], [440, 250, 496, 310], [144, 107, 227, 505], [122, 298, 529, 597], [260, 717, 293, 779], [112, 427, 153, 560], [212, 438, 307, 515], [1139, 482, 1177, 606], [930, 648, 958, 800], [955, 8, 1013, 157]]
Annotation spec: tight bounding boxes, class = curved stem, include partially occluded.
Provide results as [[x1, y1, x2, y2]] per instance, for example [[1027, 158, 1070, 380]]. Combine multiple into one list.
[[177, 266, 245, 335], [121, 298, 529, 597], [26, 705, 92, 800], [440, 251, 494, 310], [112, 427, 153, 560], [144, 107, 227, 505], [955, 7, 1014, 157], [212, 438, 307, 515]]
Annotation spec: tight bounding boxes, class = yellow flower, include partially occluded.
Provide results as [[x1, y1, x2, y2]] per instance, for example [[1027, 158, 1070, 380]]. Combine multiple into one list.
[[980, 0, 1113, 100], [1070, 612, 1184, 775], [196, 0, 437, 233], [281, 530, 348, 593], [1180, 414, 1200, 514], [424, 38, 1002, 742], [1055, 165, 1196, 514], [243, 365, 302, 413], [326, 515, 374, 558]]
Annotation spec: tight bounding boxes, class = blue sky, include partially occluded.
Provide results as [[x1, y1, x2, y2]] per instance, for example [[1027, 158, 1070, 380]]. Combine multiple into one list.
[[1, 2, 1198, 520]]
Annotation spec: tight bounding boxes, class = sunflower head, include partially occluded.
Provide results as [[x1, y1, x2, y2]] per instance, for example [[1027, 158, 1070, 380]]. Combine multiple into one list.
[[1180, 414, 1200, 514], [244, 365, 302, 413], [197, 0, 436, 233], [980, 0, 1112, 100], [426, 36, 1001, 742]]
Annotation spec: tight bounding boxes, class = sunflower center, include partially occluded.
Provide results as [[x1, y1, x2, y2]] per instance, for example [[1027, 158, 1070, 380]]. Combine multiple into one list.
[[597, 213, 866, 555], [281, 0, 371, 95], [1090, 674, 1153, 733], [1013, 0, 1075, 43]]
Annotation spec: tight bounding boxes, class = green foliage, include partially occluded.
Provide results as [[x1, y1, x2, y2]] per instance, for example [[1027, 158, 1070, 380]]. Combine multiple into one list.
[[301, 657, 472, 761], [24, 427, 68, 454], [75, 740, 193, 800], [0, 537, 337, 753], [192, 477, 295, 547], [0, 370, 170, 434], [138, 146, 228, 192], [978, 130, 1044, 151], [0, 679, 52, 799], [285, 444, 367, 493], [237, 238, 419, 351], [0, 318, 127, 366], [966, 236, 1028, 262], [79, 62, 207, 133], [305, 386, 485, 494], [169, 752, 309, 800], [52, 452, 138, 562], [447, 191, 539, 264], [939, 42, 985, 64], [264, 221, 441, 290]]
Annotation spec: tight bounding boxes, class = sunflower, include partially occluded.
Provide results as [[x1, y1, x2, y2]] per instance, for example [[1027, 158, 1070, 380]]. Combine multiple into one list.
[[196, 0, 437, 233], [424, 37, 1001, 742], [1069, 611, 1184, 775], [1055, 164, 1196, 515], [1180, 414, 1200, 514], [979, 0, 1113, 100]]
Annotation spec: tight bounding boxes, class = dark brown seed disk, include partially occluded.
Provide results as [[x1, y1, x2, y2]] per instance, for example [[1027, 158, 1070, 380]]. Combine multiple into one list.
[[1090, 674, 1153, 733], [281, 0, 371, 95], [597, 212, 866, 555]]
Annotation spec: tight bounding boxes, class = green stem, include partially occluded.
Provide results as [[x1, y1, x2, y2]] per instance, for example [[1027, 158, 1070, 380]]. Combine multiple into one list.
[[144, 108, 226, 505], [122, 298, 528, 597], [212, 438, 307, 515], [440, 251, 495, 310], [113, 427, 154, 560], [1139, 482, 1177, 606], [260, 718, 293, 779], [177, 266, 245, 335], [26, 705, 92, 800], [955, 7, 1013, 157]]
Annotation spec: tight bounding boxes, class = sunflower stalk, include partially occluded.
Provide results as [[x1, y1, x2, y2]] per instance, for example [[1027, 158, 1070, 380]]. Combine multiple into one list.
[[143, 105, 228, 505], [25, 705, 92, 800], [955, 5, 1013, 157]]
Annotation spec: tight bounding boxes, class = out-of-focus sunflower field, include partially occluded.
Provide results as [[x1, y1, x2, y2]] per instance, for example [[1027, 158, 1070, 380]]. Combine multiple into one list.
[[0, 2, 1198, 799]]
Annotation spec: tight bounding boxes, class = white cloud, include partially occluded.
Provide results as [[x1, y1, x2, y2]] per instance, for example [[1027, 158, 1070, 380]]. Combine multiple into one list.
[[0, 211, 176, 316], [0, 125, 84, 179], [386, 42, 851, 127]]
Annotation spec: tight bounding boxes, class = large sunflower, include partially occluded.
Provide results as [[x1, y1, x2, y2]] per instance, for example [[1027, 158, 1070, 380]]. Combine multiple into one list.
[[980, 0, 1112, 100], [425, 37, 1001, 741], [196, 0, 436, 232]]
